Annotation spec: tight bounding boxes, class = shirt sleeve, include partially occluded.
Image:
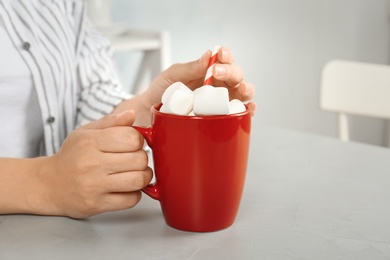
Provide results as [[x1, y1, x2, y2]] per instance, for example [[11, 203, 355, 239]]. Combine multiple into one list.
[[75, 15, 132, 127]]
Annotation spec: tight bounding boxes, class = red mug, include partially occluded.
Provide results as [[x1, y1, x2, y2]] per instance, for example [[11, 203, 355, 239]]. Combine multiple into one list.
[[133, 103, 251, 232]]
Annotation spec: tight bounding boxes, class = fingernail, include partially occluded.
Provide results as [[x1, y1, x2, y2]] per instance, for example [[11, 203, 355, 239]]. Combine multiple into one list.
[[245, 83, 250, 93], [215, 65, 227, 76], [221, 47, 227, 61]]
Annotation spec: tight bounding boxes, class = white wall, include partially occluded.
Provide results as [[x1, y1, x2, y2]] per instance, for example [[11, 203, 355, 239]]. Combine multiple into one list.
[[110, 0, 390, 146]]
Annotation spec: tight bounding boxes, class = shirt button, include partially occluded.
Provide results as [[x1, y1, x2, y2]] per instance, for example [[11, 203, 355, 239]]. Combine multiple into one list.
[[47, 116, 55, 123], [22, 42, 31, 51]]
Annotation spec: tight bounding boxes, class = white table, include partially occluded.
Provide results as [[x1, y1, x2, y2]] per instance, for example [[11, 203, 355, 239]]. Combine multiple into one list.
[[1, 126, 390, 259]]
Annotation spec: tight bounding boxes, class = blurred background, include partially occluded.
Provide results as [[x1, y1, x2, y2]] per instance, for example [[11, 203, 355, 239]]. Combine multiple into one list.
[[87, 0, 390, 147]]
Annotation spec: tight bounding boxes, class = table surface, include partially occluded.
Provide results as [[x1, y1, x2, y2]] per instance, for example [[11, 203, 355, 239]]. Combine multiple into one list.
[[1, 126, 390, 260]]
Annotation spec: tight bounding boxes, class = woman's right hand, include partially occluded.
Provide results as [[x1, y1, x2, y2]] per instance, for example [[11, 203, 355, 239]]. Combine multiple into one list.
[[40, 110, 153, 219]]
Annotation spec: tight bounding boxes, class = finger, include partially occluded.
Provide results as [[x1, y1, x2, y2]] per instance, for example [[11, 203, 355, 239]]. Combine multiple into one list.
[[246, 102, 257, 117], [213, 64, 244, 87], [105, 167, 153, 192], [100, 150, 149, 174], [99, 191, 143, 212], [81, 110, 136, 130], [228, 81, 255, 102], [93, 126, 144, 153], [218, 47, 235, 64]]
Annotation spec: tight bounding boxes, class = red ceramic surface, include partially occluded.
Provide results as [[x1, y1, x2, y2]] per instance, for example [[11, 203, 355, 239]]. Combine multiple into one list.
[[134, 103, 251, 232]]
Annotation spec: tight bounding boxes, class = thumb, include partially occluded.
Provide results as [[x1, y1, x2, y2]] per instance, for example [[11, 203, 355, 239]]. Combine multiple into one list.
[[81, 110, 136, 130]]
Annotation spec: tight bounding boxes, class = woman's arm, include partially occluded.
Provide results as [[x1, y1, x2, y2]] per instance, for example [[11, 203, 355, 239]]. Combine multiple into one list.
[[0, 157, 51, 215]]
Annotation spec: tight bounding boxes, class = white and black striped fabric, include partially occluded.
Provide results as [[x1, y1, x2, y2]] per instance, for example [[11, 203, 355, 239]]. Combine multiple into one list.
[[0, 0, 131, 155]]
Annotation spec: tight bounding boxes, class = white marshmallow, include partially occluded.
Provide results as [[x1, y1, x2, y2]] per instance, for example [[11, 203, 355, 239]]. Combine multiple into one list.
[[187, 110, 195, 116], [228, 99, 246, 114], [162, 82, 192, 104], [193, 85, 230, 116], [160, 88, 194, 115]]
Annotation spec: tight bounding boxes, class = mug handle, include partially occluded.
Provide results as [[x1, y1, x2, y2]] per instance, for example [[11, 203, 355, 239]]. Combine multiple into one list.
[[132, 126, 160, 201]]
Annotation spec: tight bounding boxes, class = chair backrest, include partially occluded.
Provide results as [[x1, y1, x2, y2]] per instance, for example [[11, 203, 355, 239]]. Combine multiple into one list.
[[320, 60, 390, 141]]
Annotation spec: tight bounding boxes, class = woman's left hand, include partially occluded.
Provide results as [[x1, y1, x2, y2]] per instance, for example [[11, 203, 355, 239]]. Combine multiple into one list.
[[144, 46, 256, 116]]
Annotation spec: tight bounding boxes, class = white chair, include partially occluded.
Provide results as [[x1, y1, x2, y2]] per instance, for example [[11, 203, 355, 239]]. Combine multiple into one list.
[[320, 60, 390, 144], [86, 1, 171, 95], [106, 28, 171, 94]]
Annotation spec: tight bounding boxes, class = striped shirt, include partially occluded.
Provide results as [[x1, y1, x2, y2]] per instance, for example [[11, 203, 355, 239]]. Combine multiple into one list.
[[0, 0, 131, 156]]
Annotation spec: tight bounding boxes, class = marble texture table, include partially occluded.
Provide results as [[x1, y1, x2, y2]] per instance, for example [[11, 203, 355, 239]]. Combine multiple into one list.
[[1, 126, 390, 260]]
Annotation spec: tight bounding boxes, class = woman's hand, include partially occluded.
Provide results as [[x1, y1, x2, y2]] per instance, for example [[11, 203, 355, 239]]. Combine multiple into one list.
[[40, 111, 153, 219], [114, 46, 256, 126], [144, 46, 256, 115]]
